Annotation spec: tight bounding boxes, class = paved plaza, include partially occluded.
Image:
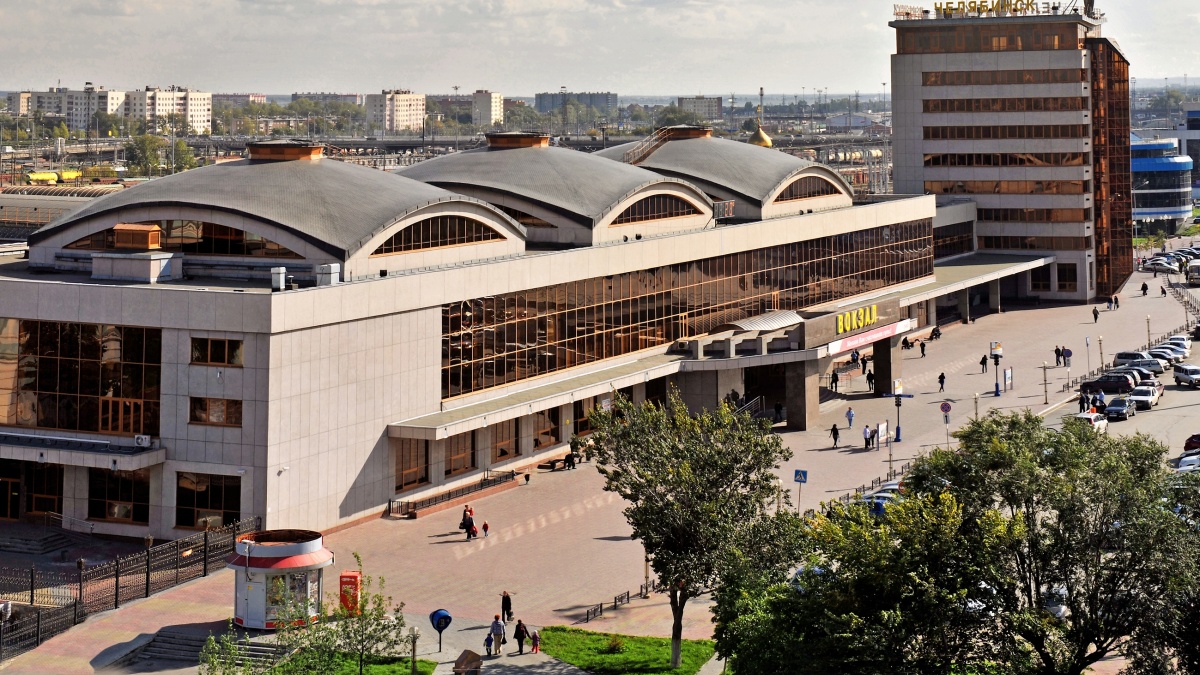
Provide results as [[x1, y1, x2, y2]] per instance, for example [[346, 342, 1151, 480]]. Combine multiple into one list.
[[5, 268, 1188, 674]]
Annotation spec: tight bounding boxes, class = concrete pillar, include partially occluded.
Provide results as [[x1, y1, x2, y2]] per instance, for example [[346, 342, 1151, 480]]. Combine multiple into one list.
[[871, 335, 903, 395], [631, 382, 647, 405], [989, 279, 1001, 312], [518, 415, 535, 458], [674, 369, 745, 413], [926, 298, 937, 328], [429, 439, 446, 486], [558, 403, 573, 444], [957, 289, 971, 324], [785, 360, 821, 431], [476, 426, 494, 470]]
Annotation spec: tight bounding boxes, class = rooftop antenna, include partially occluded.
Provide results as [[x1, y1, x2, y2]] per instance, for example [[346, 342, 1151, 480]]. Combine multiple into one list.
[[758, 87, 764, 127]]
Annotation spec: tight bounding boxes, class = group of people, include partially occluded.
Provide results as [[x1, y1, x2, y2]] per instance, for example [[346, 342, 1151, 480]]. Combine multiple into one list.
[[1079, 390, 1106, 413], [1105, 294, 1122, 311], [1053, 346, 1072, 367], [460, 504, 490, 541], [827, 407, 882, 451], [1140, 281, 1169, 297], [486, 591, 540, 657]]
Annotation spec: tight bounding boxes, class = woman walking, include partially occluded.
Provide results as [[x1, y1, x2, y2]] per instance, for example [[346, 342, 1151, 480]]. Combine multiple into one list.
[[500, 590, 514, 622], [513, 619, 530, 655], [490, 615, 506, 657]]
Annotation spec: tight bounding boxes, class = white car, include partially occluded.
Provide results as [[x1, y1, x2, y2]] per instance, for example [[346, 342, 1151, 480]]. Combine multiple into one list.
[[1148, 348, 1185, 364], [1168, 334, 1193, 349], [1074, 412, 1109, 434], [1128, 386, 1162, 410], [1178, 455, 1200, 473], [1165, 338, 1192, 356]]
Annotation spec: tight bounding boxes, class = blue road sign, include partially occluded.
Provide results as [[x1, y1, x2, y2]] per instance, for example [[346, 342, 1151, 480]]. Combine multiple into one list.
[[1063, 348, 1073, 358], [794, 470, 808, 484]]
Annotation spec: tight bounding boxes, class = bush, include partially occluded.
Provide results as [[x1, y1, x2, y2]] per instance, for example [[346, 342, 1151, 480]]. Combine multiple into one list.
[[604, 635, 626, 654]]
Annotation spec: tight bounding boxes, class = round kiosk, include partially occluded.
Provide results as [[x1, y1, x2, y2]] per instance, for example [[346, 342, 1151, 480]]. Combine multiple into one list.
[[226, 529, 334, 630]]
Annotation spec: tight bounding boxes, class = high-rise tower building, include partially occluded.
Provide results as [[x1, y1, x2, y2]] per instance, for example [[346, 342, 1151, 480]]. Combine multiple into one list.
[[891, 3, 1131, 299]]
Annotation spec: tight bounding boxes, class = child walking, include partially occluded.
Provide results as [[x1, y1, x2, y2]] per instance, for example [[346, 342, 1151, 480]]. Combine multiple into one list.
[[531, 629, 541, 654], [483, 521, 490, 537], [484, 632, 495, 656]]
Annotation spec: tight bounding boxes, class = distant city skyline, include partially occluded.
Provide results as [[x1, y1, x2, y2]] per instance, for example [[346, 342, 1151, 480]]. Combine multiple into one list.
[[0, 1, 1195, 97]]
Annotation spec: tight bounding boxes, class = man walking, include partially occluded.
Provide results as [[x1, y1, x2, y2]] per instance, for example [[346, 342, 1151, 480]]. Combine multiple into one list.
[[863, 424, 872, 451], [980, 355, 988, 373], [920, 341, 927, 358], [865, 370, 875, 391], [1054, 346, 1063, 367], [846, 406, 855, 429], [830, 371, 839, 393], [829, 424, 840, 448], [1093, 306, 1100, 323], [938, 372, 946, 392], [1079, 392, 1089, 413], [1114, 294, 1120, 310]]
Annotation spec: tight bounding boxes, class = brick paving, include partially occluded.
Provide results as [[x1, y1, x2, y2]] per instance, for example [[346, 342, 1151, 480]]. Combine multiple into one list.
[[7, 269, 1178, 673]]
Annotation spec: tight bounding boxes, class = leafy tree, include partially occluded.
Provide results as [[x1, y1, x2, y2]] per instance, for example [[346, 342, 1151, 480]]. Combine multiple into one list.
[[741, 119, 759, 132], [905, 411, 1200, 675], [577, 388, 794, 669], [272, 594, 339, 675], [332, 552, 411, 675], [124, 134, 166, 176], [199, 619, 268, 675], [172, 139, 196, 172]]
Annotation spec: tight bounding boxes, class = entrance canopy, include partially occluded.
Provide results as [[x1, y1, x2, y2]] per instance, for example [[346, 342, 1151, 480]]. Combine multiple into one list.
[[882, 252, 1056, 306]]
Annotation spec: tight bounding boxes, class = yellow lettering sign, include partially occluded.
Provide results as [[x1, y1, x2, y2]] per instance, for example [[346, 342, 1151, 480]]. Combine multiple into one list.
[[836, 305, 880, 335]]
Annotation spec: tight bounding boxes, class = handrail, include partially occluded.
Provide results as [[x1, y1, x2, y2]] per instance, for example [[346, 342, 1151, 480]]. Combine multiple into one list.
[[735, 395, 764, 417], [622, 127, 672, 165], [42, 512, 95, 536]]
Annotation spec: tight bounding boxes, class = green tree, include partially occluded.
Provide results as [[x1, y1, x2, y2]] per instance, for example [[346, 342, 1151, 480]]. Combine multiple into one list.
[[172, 139, 196, 172], [272, 594, 339, 675], [654, 105, 705, 128], [504, 105, 546, 131], [199, 619, 269, 675], [332, 553, 411, 675], [124, 134, 167, 176], [577, 388, 794, 669]]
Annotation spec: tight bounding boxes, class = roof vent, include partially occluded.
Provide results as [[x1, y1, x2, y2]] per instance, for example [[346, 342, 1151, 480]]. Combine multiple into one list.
[[247, 140, 324, 162], [485, 132, 550, 149]]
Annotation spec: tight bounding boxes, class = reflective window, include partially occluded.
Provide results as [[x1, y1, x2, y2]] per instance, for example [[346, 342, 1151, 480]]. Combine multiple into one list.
[[87, 468, 150, 524], [922, 98, 1087, 113], [532, 408, 560, 450], [1057, 263, 1079, 292], [496, 205, 556, 228], [922, 69, 1086, 86], [923, 153, 1088, 168], [1030, 266, 1051, 292], [1132, 172, 1191, 191], [26, 463, 62, 514], [925, 180, 1088, 195], [773, 176, 842, 203], [190, 338, 243, 366], [444, 431, 476, 477], [977, 236, 1093, 251], [371, 216, 504, 256], [189, 397, 243, 427], [441, 220, 934, 398], [395, 438, 429, 492], [1135, 192, 1192, 209], [934, 221, 973, 259], [0, 319, 161, 435], [488, 419, 520, 464], [898, 24, 1083, 54], [977, 208, 1091, 223], [67, 221, 301, 258], [923, 125, 1087, 140], [1089, 38, 1133, 297], [612, 195, 700, 225], [175, 472, 240, 529]]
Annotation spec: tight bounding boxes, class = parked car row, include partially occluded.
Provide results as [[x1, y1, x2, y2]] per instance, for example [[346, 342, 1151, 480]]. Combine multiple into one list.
[[1076, 335, 1195, 434]]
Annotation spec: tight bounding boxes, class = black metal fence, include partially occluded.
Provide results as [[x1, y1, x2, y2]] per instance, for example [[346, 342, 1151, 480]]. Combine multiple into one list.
[[0, 602, 82, 662], [388, 470, 517, 518]]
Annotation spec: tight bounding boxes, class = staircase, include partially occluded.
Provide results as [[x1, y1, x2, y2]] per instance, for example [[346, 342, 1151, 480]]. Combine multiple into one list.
[[134, 629, 282, 667], [0, 530, 71, 555], [622, 126, 673, 165]]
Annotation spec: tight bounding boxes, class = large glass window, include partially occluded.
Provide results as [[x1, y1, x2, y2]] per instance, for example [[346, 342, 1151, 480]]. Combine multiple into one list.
[[0, 319, 161, 435], [441, 220, 935, 398], [1030, 266, 1052, 292], [189, 397, 243, 427], [444, 431, 476, 477], [934, 222, 973, 259], [87, 468, 150, 524], [978, 236, 1093, 251], [611, 195, 700, 225], [67, 221, 301, 258], [532, 408, 560, 451], [923, 125, 1088, 140], [922, 98, 1087, 113], [773, 176, 842, 203], [898, 23, 1083, 54], [1057, 263, 1079, 292], [26, 463, 63, 514], [923, 153, 1088, 168], [370, 216, 504, 256], [977, 208, 1091, 223], [925, 180, 1088, 195], [488, 419, 520, 464], [395, 438, 429, 492], [1132, 172, 1191, 191], [922, 69, 1087, 86], [175, 472, 241, 529], [190, 338, 243, 366]]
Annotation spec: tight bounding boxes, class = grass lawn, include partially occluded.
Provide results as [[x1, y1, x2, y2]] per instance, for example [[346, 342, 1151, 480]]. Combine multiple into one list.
[[539, 626, 715, 675], [328, 653, 438, 675]]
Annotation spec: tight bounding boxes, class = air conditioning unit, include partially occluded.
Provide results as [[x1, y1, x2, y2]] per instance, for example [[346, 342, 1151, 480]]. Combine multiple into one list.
[[133, 435, 152, 448]]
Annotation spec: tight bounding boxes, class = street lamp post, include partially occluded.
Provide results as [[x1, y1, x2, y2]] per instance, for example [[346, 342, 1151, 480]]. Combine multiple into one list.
[[894, 394, 903, 443], [1147, 314, 1152, 347], [1042, 361, 1049, 404], [1099, 336, 1105, 368]]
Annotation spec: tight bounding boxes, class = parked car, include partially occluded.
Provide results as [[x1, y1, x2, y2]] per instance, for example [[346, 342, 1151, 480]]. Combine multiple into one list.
[[1140, 377, 1167, 397], [1183, 433, 1200, 452], [1159, 341, 1191, 357], [1175, 364, 1200, 387], [1104, 397, 1136, 421], [1167, 334, 1193, 349], [1113, 365, 1155, 382], [1179, 455, 1200, 473], [1073, 411, 1109, 433], [1081, 373, 1136, 394], [1107, 368, 1144, 386], [859, 492, 898, 517], [1113, 351, 1153, 366], [1129, 385, 1162, 410], [1147, 261, 1182, 274], [1148, 347, 1185, 364], [1130, 358, 1166, 375]]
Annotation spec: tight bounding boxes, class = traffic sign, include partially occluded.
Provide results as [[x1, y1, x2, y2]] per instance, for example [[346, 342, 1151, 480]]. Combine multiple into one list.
[[939, 402, 952, 414], [794, 470, 808, 484], [1063, 348, 1073, 358], [943, 413, 950, 425]]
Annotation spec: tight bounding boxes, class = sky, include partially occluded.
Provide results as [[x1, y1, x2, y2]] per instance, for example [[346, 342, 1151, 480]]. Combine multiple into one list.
[[0, 0, 1196, 99]]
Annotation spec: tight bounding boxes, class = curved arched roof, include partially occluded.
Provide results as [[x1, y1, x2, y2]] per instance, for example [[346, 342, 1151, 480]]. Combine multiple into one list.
[[594, 135, 853, 206], [398, 145, 708, 227], [29, 158, 522, 259]]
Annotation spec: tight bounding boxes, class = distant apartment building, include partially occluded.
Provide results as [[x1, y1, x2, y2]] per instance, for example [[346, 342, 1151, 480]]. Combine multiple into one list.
[[11, 84, 126, 132], [677, 96, 723, 120], [1159, 102, 1200, 201], [123, 86, 212, 134], [213, 93, 268, 107], [534, 91, 618, 115], [292, 92, 364, 106], [890, 4, 1132, 300], [471, 90, 504, 127], [364, 90, 426, 133], [5, 92, 31, 115], [1130, 137, 1192, 234]]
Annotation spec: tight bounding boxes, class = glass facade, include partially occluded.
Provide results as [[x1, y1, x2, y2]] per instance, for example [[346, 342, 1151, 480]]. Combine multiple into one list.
[[67, 221, 301, 258], [444, 431, 476, 477], [978, 236, 1092, 251], [925, 180, 1088, 195], [1088, 37, 1133, 297], [923, 153, 1088, 168], [370, 216, 503, 256], [175, 472, 241, 529], [977, 208, 1091, 223], [1030, 266, 1051, 292], [898, 23, 1084, 54], [923, 125, 1088, 140], [922, 69, 1086, 86], [395, 438, 429, 492], [0, 319, 161, 435], [441, 220, 934, 398], [191, 338, 243, 366], [934, 221, 974, 259], [532, 408, 560, 451], [922, 97, 1087, 113], [189, 397, 243, 427], [774, 177, 842, 202], [611, 195, 699, 225], [488, 419, 520, 464], [88, 467, 150, 524]]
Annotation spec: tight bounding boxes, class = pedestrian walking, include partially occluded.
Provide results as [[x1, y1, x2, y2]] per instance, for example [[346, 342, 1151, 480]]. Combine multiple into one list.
[[920, 341, 927, 358], [490, 615, 506, 656], [464, 514, 476, 540], [865, 370, 875, 390], [501, 591, 514, 622], [846, 406, 855, 429], [1106, 298, 1113, 311], [1079, 392, 1089, 413], [485, 632, 495, 656], [830, 371, 839, 393], [938, 372, 945, 392], [1142, 281, 1150, 296], [863, 424, 872, 451], [1054, 346, 1063, 367], [980, 355, 988, 373], [773, 401, 784, 423], [1114, 294, 1120, 310], [829, 423, 840, 448], [850, 349, 860, 364], [1092, 307, 1100, 323], [514, 620, 530, 655], [482, 521, 490, 538], [531, 629, 541, 654], [860, 356, 868, 374]]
